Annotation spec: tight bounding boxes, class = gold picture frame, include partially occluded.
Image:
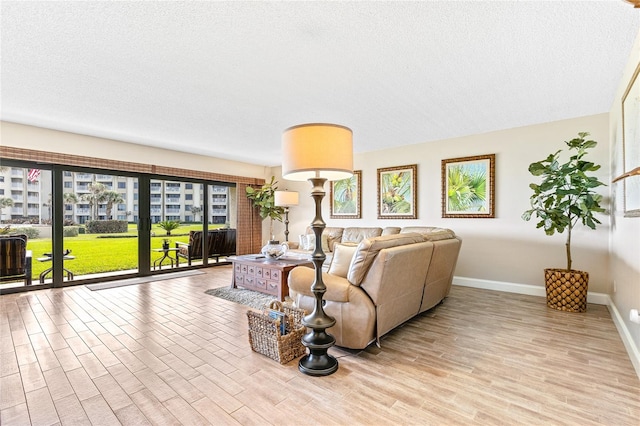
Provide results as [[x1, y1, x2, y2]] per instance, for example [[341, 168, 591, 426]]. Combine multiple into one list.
[[377, 164, 417, 219], [442, 154, 495, 218], [330, 170, 362, 219]]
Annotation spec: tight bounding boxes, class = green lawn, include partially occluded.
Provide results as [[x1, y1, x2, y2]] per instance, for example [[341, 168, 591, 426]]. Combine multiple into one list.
[[25, 224, 218, 279]]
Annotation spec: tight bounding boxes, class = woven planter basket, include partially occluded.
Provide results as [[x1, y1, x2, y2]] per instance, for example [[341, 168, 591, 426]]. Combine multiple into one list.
[[544, 268, 589, 313]]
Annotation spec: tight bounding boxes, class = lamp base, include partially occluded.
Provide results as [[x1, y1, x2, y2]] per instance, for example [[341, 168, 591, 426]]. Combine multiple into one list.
[[298, 306, 339, 376], [298, 353, 338, 376]]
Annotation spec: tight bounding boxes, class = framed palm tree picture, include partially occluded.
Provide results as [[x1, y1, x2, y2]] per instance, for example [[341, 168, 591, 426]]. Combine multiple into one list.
[[330, 170, 361, 219], [377, 164, 417, 219], [442, 154, 495, 218]]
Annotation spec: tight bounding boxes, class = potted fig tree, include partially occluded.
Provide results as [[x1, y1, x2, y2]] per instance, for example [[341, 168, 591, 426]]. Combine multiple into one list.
[[245, 176, 284, 241], [522, 132, 606, 312]]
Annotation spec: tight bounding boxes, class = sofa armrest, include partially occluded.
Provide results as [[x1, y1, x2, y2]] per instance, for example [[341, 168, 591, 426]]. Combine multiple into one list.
[[288, 266, 351, 302], [175, 241, 190, 247]]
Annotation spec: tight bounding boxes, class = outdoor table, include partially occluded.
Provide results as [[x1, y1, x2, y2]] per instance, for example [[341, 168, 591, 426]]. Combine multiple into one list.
[[153, 247, 180, 270], [37, 251, 75, 283]]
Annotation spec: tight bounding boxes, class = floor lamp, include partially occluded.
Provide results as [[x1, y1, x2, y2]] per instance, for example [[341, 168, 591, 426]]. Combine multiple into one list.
[[281, 123, 353, 376], [274, 190, 299, 243]]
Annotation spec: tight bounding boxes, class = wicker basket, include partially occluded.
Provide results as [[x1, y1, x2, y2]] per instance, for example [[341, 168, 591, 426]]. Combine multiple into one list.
[[247, 301, 307, 364]]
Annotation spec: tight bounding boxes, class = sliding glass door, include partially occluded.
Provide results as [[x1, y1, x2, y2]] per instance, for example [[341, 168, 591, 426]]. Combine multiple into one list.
[[0, 165, 52, 290], [0, 161, 237, 293], [149, 179, 204, 271], [60, 170, 140, 281]]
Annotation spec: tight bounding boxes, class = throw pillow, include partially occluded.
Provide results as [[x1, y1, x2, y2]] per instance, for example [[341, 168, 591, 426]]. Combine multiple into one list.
[[328, 243, 358, 278], [303, 234, 316, 251]]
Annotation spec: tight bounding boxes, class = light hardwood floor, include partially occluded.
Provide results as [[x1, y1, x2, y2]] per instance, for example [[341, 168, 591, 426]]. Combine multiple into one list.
[[1, 266, 638, 425]]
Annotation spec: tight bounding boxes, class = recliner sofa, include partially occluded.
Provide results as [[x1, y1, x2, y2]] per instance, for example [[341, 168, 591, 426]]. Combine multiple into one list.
[[288, 227, 461, 349]]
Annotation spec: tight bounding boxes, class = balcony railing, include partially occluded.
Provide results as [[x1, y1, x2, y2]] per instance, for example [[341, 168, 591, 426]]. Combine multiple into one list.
[[76, 174, 93, 180]]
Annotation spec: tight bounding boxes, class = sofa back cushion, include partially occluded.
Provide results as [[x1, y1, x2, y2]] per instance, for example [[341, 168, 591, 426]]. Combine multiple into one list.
[[328, 243, 359, 278], [382, 227, 401, 236], [401, 226, 456, 241], [342, 227, 382, 245], [347, 233, 426, 286]]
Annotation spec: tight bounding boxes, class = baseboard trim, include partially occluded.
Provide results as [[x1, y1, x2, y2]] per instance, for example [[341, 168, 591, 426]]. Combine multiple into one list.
[[607, 297, 640, 380], [453, 276, 640, 380], [452, 276, 610, 304]]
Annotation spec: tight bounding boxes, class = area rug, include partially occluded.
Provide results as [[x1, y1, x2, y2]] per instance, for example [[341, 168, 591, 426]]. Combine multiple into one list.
[[86, 270, 204, 291], [204, 287, 278, 310]]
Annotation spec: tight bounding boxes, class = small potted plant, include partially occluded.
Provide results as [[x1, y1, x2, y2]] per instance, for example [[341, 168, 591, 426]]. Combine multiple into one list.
[[162, 238, 170, 250], [522, 132, 606, 312]]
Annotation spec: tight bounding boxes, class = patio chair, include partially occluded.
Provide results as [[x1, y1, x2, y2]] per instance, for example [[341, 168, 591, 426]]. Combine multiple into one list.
[[0, 234, 33, 286], [176, 228, 236, 266]]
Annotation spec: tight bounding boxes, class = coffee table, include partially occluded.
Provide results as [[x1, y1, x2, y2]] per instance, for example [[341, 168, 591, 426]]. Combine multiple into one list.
[[230, 255, 313, 301]]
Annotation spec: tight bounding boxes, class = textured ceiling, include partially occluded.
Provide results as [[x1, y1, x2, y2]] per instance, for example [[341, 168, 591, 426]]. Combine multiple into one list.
[[1, 1, 638, 167]]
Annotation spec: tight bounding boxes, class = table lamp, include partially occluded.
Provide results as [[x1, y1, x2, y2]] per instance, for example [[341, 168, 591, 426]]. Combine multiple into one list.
[[274, 190, 299, 243], [281, 123, 353, 376]]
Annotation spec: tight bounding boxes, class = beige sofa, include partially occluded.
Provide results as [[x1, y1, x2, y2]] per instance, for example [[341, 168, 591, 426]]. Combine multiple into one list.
[[288, 227, 461, 349]]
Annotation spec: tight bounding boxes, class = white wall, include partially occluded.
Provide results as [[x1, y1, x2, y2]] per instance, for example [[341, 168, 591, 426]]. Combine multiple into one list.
[[609, 28, 640, 373], [273, 114, 611, 293]]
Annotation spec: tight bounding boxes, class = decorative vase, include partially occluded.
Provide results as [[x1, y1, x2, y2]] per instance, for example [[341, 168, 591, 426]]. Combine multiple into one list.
[[544, 268, 589, 313], [261, 240, 288, 260]]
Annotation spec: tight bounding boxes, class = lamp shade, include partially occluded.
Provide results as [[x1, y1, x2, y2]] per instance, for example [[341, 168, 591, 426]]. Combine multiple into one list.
[[282, 123, 353, 181], [274, 190, 299, 207]]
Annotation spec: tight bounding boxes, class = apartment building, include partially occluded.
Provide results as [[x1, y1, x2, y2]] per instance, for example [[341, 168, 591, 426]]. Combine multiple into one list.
[[0, 168, 232, 225]]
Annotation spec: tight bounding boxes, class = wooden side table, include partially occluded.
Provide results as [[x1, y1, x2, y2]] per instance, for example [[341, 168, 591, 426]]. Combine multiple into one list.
[[230, 256, 313, 301]]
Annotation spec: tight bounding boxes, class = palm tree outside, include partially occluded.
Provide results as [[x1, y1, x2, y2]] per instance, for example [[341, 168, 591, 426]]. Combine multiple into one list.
[[81, 182, 108, 220], [102, 191, 124, 219], [0, 197, 15, 222]]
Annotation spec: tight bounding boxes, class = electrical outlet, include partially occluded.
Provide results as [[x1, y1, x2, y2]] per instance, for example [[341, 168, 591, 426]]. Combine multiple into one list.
[[613, 280, 617, 293]]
